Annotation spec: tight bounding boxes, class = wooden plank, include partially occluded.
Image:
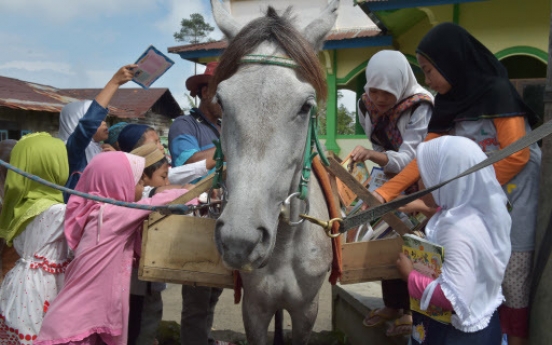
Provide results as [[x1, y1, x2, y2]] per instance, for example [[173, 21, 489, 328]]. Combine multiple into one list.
[[340, 236, 403, 283], [139, 267, 233, 289], [139, 215, 233, 288], [325, 157, 411, 236], [148, 169, 224, 225], [340, 266, 401, 284]]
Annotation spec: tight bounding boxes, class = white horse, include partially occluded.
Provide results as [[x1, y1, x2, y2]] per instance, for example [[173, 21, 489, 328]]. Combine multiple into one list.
[[210, 0, 340, 344]]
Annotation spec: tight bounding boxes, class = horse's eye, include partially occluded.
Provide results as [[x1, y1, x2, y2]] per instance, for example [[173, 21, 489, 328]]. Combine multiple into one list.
[[215, 94, 224, 111], [299, 102, 312, 115]]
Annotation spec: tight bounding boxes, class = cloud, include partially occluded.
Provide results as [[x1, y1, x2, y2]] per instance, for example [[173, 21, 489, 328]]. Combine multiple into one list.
[[0, 0, 156, 23], [0, 61, 74, 75]]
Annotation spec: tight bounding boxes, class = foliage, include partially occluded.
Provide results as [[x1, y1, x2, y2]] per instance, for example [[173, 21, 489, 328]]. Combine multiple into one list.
[[174, 13, 215, 44], [317, 91, 356, 135], [181, 94, 196, 112]]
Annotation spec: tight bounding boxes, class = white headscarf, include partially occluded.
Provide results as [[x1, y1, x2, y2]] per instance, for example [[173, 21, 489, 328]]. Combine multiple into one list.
[[364, 50, 433, 104], [417, 136, 511, 332], [58, 100, 102, 164]]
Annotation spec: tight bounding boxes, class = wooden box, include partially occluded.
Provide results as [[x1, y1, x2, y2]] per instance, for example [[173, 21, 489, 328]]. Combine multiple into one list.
[[325, 156, 408, 285], [138, 214, 234, 289], [340, 235, 403, 284]]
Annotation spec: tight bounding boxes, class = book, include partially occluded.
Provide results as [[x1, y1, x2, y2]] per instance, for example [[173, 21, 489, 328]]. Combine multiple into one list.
[[367, 166, 389, 193], [402, 233, 451, 324], [132, 45, 175, 89], [335, 153, 370, 207]]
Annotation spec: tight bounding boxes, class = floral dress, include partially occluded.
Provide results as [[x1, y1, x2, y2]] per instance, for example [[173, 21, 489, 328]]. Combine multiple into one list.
[[0, 204, 69, 344]]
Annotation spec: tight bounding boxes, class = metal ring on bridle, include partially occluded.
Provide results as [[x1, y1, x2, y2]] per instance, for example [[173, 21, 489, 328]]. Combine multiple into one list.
[[207, 181, 227, 218], [280, 192, 310, 226]]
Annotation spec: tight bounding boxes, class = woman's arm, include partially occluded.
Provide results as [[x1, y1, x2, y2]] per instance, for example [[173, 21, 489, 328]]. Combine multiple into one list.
[[375, 132, 442, 202], [385, 103, 432, 174], [493, 116, 530, 185]]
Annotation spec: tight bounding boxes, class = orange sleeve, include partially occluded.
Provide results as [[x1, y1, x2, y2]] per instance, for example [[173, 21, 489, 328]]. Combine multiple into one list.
[[492, 117, 530, 185], [376, 132, 442, 202]]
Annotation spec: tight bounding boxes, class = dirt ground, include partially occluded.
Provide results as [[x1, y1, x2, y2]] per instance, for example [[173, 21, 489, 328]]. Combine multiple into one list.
[[159, 280, 349, 344]]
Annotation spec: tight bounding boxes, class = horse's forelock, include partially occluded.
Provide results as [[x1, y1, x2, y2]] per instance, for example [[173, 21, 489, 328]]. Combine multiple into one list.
[[209, 6, 327, 103]]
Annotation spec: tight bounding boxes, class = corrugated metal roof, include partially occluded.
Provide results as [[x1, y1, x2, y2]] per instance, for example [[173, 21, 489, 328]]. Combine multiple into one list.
[[62, 88, 182, 119], [0, 76, 80, 113], [168, 28, 381, 54], [0, 75, 182, 119]]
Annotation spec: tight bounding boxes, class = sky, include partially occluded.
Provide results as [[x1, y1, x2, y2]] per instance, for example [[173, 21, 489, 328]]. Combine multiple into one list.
[[0, 0, 356, 112]]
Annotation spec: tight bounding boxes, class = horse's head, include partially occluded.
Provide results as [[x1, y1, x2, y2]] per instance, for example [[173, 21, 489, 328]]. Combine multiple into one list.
[[210, 0, 339, 270]]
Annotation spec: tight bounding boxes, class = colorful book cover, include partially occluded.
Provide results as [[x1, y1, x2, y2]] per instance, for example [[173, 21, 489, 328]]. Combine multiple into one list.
[[132, 45, 175, 89], [367, 166, 389, 193], [402, 234, 451, 324], [336, 153, 370, 207]]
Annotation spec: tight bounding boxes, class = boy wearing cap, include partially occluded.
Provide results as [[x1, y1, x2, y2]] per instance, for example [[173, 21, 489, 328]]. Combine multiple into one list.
[[168, 62, 228, 345]]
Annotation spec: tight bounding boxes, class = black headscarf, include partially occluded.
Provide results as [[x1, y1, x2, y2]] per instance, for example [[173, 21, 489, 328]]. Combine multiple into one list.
[[417, 22, 539, 133]]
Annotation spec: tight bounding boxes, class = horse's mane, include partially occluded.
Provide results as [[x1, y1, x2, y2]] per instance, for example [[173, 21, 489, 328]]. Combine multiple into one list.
[[209, 6, 328, 102]]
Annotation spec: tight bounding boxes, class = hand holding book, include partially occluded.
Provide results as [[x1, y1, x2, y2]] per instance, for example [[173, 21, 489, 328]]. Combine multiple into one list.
[[396, 252, 414, 281]]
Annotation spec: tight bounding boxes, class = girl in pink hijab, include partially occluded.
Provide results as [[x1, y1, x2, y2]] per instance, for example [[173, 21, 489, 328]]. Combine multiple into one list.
[[35, 152, 189, 345]]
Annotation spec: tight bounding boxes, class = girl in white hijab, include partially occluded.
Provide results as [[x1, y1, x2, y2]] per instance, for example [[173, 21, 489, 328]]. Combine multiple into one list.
[[357, 50, 434, 336], [397, 136, 511, 344], [352, 50, 434, 174]]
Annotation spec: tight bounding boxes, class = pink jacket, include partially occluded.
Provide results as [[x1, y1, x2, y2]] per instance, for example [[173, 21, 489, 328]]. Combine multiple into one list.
[[35, 189, 186, 345]]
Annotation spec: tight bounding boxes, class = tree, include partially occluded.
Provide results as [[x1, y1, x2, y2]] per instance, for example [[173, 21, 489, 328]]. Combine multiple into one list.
[[174, 13, 215, 44], [181, 94, 196, 113], [317, 91, 356, 135]]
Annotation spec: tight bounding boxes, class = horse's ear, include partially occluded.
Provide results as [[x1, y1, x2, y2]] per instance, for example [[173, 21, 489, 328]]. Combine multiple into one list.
[[211, 0, 242, 40], [302, 0, 339, 51]]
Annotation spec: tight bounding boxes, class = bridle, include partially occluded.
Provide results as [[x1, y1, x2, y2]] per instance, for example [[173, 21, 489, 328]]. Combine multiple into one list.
[[210, 54, 330, 225]]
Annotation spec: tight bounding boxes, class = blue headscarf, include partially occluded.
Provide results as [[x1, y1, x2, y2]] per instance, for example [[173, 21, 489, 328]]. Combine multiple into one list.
[[105, 122, 128, 146], [118, 124, 150, 152]]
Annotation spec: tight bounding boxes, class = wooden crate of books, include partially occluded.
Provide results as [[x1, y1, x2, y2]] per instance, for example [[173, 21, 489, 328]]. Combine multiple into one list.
[[339, 214, 425, 284], [325, 155, 422, 284], [341, 235, 403, 283], [138, 175, 234, 289]]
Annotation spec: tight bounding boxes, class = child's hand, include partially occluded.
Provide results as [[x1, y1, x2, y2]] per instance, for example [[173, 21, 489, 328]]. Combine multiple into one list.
[[396, 252, 413, 281], [111, 64, 137, 86], [101, 144, 116, 152], [350, 145, 371, 162], [398, 199, 425, 214]]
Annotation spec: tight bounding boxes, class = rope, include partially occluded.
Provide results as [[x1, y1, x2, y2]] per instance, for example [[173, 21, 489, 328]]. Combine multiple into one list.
[[0, 158, 192, 215]]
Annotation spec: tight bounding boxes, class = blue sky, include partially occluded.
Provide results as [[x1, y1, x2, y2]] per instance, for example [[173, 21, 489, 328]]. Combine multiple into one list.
[[0, 0, 356, 112], [0, 0, 221, 109]]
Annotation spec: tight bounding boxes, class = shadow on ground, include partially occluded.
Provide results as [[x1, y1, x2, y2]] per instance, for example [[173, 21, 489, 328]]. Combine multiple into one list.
[[158, 321, 350, 345]]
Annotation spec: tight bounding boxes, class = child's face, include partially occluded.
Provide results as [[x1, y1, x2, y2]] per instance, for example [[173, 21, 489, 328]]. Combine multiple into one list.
[[142, 131, 164, 153], [368, 88, 397, 113], [142, 162, 170, 188], [135, 180, 145, 201], [416, 53, 452, 95]]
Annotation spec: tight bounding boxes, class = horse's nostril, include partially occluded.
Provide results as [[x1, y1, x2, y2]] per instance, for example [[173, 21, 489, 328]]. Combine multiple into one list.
[[257, 226, 270, 245]]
